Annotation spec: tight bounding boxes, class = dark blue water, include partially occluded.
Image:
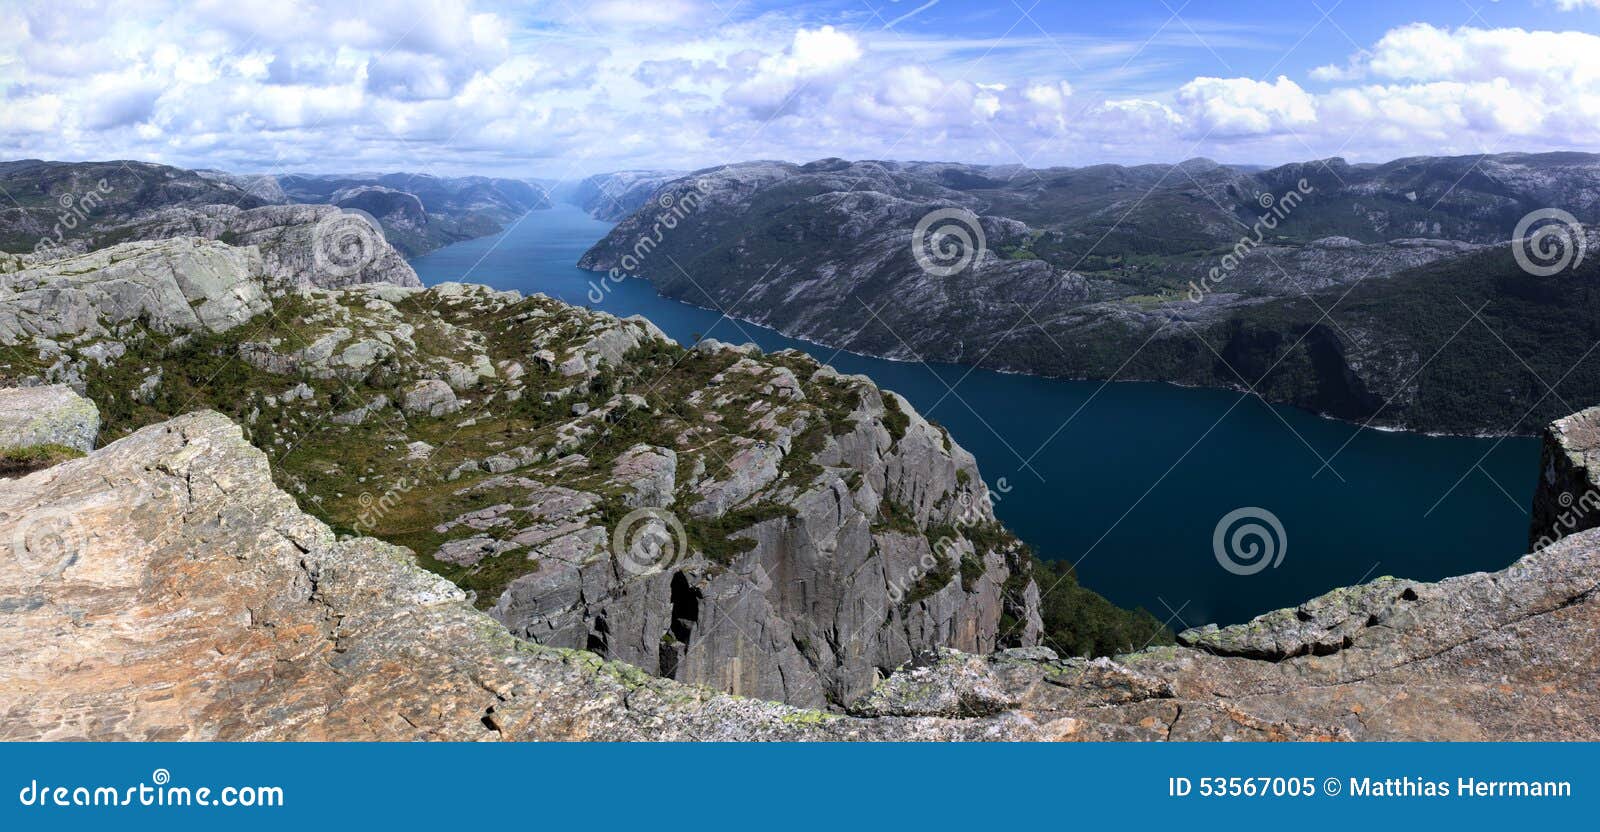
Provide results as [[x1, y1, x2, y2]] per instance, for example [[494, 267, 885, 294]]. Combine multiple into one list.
[[411, 204, 1540, 628]]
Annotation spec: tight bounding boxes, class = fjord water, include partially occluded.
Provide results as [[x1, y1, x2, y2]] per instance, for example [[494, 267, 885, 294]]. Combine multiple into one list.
[[411, 203, 1539, 628]]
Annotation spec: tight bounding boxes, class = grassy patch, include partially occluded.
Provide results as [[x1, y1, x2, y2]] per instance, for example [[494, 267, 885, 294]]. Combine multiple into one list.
[[0, 443, 85, 477]]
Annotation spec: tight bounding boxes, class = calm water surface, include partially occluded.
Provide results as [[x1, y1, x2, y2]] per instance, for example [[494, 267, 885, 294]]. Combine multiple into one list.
[[411, 204, 1539, 628]]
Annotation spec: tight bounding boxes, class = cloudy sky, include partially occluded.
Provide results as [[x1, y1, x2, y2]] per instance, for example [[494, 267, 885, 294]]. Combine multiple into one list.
[[2, 0, 1598, 178]]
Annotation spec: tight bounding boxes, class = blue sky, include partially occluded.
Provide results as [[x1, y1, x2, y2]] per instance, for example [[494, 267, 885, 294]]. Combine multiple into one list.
[[3, 0, 1598, 177], [832, 0, 1594, 94]]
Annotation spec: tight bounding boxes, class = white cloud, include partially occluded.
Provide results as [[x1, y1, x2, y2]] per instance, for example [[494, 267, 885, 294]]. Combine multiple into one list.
[[725, 25, 863, 117], [0, 6, 1596, 177], [1306, 25, 1600, 151], [585, 0, 704, 27], [1176, 76, 1317, 137]]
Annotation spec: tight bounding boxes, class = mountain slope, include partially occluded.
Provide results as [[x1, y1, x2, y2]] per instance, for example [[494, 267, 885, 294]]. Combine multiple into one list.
[[278, 172, 550, 256], [0, 160, 548, 260], [580, 153, 1600, 434], [567, 169, 685, 221]]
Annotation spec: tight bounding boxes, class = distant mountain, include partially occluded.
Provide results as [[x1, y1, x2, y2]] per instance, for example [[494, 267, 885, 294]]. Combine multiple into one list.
[[0, 159, 271, 254], [568, 170, 685, 221], [580, 153, 1600, 434], [276, 172, 550, 257], [0, 160, 550, 259]]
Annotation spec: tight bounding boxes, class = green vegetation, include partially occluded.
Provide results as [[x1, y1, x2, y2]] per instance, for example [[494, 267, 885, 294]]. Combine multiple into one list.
[[902, 552, 956, 605], [880, 391, 909, 446], [685, 502, 797, 564], [1027, 556, 1175, 658], [0, 443, 84, 476]]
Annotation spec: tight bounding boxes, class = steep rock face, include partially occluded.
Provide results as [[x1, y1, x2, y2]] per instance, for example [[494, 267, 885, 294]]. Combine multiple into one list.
[[0, 412, 1035, 741], [1530, 403, 1600, 548], [5, 407, 1595, 740], [0, 238, 1044, 710], [488, 345, 1042, 707]]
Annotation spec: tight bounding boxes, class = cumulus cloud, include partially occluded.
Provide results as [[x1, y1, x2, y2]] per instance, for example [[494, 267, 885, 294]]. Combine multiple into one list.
[[0, 5, 1596, 176], [1177, 76, 1317, 137], [724, 26, 863, 118], [1305, 25, 1600, 150]]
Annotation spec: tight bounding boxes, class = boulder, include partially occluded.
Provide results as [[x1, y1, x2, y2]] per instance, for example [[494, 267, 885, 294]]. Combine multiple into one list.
[[0, 385, 100, 460], [402, 379, 460, 418]]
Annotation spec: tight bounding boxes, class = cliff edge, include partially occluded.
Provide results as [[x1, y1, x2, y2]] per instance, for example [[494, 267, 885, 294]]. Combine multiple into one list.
[[2, 405, 1595, 740]]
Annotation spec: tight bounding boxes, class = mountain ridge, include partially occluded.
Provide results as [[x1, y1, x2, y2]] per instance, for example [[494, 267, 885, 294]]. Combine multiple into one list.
[[579, 152, 1600, 434]]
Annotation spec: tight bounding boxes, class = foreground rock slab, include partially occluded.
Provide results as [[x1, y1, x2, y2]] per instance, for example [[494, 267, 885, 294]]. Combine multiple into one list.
[[3, 409, 1596, 740], [0, 412, 1034, 740], [862, 538, 1600, 740]]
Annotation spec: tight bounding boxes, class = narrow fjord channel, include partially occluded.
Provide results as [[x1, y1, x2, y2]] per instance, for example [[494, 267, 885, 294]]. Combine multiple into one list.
[[411, 203, 1540, 629]]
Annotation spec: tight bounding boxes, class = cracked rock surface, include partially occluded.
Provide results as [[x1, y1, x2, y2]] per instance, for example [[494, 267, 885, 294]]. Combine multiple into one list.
[[0, 412, 1029, 741], [3, 409, 1595, 740], [858, 529, 1600, 740]]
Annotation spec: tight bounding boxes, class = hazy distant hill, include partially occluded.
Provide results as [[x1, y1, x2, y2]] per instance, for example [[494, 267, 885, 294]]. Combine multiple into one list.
[[0, 160, 550, 259]]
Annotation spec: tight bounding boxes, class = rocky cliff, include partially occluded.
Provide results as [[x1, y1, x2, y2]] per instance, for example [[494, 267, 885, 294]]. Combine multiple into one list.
[[0, 234, 1047, 709], [2, 400, 1595, 740], [0, 410, 1030, 740], [108, 203, 422, 288], [580, 154, 1600, 435], [1530, 403, 1600, 549]]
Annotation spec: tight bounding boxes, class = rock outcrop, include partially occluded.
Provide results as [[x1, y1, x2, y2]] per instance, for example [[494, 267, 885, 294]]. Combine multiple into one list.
[[3, 407, 1596, 740], [110, 203, 421, 289], [1531, 403, 1600, 548], [858, 521, 1600, 741], [0, 412, 1031, 741], [0, 239, 270, 342], [0, 385, 99, 456], [0, 235, 1045, 710]]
